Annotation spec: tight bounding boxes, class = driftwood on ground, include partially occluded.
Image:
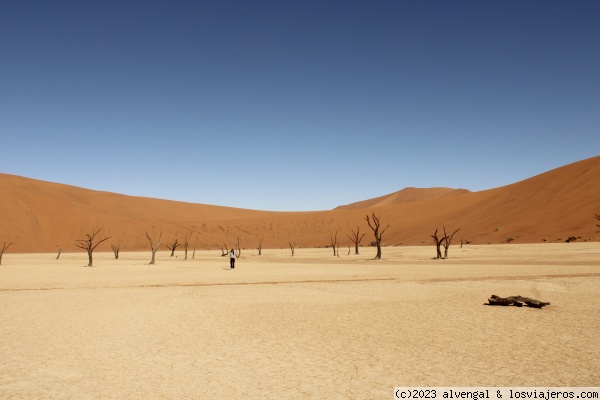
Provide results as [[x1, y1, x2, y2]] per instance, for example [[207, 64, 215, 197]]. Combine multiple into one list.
[[485, 295, 550, 309]]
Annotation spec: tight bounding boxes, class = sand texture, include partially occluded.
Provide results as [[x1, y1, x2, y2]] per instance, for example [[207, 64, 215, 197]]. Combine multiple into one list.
[[1, 243, 599, 399]]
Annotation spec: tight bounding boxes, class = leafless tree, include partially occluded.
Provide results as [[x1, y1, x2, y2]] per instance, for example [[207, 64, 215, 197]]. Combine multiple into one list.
[[0, 241, 13, 265], [167, 239, 180, 257], [365, 213, 390, 260], [56, 245, 62, 260], [183, 232, 190, 260], [596, 213, 600, 231], [346, 226, 365, 255], [289, 242, 295, 257], [220, 243, 228, 257], [431, 226, 460, 259], [111, 244, 120, 259], [442, 226, 460, 259], [146, 231, 162, 265], [430, 228, 444, 259], [75, 229, 110, 267], [329, 231, 339, 257], [192, 243, 196, 260], [257, 238, 263, 256], [236, 236, 241, 258]]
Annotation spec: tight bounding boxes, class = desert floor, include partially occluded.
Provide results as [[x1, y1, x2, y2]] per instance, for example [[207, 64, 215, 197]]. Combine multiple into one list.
[[1, 243, 599, 399]]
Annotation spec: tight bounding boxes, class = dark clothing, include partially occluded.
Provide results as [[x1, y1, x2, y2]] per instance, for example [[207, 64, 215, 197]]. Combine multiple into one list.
[[229, 250, 235, 269]]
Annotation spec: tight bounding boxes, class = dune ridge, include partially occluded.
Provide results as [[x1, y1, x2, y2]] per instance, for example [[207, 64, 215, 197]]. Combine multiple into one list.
[[1, 156, 599, 252], [335, 187, 470, 209]]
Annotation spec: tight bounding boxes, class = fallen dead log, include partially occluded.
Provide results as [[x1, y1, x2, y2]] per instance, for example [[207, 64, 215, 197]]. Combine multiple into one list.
[[485, 295, 550, 308]]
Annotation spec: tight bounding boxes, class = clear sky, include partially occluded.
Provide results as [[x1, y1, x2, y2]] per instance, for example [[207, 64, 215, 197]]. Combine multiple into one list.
[[1, 1, 599, 211]]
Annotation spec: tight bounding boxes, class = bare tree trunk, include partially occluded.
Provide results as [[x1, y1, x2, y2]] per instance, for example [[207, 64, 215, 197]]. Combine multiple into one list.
[[289, 242, 295, 257], [0, 242, 14, 265], [192, 244, 196, 260], [365, 213, 389, 260], [442, 226, 460, 259], [430, 228, 444, 259], [257, 238, 263, 256], [56, 246, 62, 260], [183, 233, 190, 260], [220, 244, 228, 257], [146, 232, 162, 265], [111, 244, 120, 259], [596, 213, 600, 231], [75, 229, 110, 267], [167, 239, 180, 257], [330, 232, 338, 256], [236, 237, 241, 258], [486, 295, 550, 308], [346, 226, 365, 255]]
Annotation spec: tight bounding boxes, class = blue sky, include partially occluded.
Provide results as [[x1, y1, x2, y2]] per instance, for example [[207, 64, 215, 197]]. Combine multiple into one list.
[[1, 1, 599, 211]]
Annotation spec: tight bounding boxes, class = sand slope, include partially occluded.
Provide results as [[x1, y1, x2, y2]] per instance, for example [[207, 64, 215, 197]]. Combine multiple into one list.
[[335, 187, 470, 209], [1, 156, 599, 252]]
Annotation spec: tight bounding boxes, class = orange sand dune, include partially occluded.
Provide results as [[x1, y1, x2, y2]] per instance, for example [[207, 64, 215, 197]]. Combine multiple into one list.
[[335, 187, 470, 209], [1, 156, 599, 253]]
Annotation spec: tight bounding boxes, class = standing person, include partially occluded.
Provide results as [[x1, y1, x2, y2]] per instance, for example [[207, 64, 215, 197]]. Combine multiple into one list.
[[229, 248, 236, 269]]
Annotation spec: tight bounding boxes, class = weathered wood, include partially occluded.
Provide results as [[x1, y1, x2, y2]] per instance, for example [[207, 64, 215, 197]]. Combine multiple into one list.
[[486, 295, 550, 308], [430, 228, 443, 259], [75, 229, 110, 267], [0, 241, 14, 265], [146, 232, 162, 265], [365, 213, 389, 260], [346, 226, 365, 255], [166, 239, 180, 257], [443, 226, 460, 259]]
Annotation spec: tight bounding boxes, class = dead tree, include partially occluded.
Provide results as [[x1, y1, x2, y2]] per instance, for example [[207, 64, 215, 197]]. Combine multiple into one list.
[[220, 244, 228, 257], [365, 213, 389, 260], [0, 242, 13, 265], [183, 233, 190, 260], [346, 226, 365, 255], [56, 245, 62, 260], [329, 231, 339, 257], [236, 237, 241, 258], [596, 213, 600, 231], [111, 244, 120, 259], [146, 231, 162, 265], [192, 243, 196, 260], [257, 238, 263, 255], [289, 242, 295, 257], [442, 226, 460, 259], [485, 295, 550, 309], [430, 228, 444, 259], [167, 239, 180, 257], [75, 229, 110, 267]]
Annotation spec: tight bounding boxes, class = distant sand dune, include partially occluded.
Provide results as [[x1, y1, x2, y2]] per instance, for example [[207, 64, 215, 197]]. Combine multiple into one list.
[[1, 155, 599, 252]]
